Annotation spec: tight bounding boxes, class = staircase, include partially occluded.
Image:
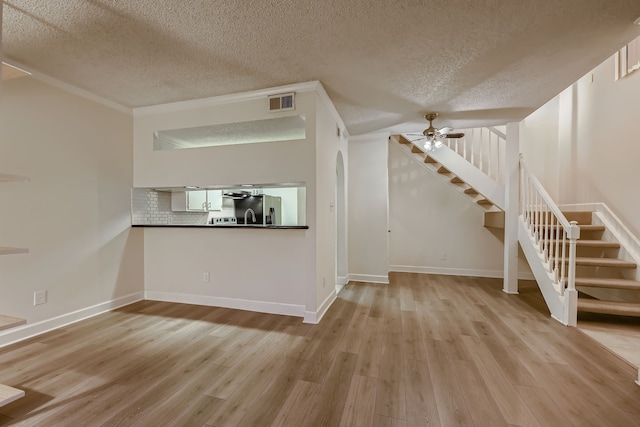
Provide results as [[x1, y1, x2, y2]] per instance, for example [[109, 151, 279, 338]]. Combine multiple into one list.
[[393, 131, 506, 228], [562, 210, 640, 317], [395, 131, 640, 322]]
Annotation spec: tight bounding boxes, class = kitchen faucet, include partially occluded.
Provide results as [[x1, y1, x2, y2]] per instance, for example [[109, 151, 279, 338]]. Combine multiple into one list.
[[244, 208, 256, 224]]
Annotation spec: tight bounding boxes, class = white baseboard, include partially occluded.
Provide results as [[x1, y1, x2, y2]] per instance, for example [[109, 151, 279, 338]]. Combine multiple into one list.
[[348, 274, 390, 284], [0, 292, 144, 349], [144, 291, 305, 318], [304, 289, 337, 324], [389, 265, 535, 280], [337, 276, 349, 286]]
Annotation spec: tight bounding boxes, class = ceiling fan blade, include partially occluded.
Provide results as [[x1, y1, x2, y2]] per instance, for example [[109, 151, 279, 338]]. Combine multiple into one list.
[[442, 132, 465, 138], [437, 127, 453, 135]]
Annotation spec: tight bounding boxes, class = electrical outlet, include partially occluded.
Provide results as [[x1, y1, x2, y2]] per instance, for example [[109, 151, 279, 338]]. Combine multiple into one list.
[[202, 272, 210, 282], [33, 290, 47, 306], [440, 252, 447, 260]]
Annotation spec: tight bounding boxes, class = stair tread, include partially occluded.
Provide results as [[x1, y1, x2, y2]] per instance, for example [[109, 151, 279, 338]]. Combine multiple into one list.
[[464, 187, 478, 195], [539, 224, 605, 231], [573, 257, 637, 268], [575, 277, 640, 290], [577, 299, 640, 317], [0, 314, 26, 332], [0, 384, 25, 407]]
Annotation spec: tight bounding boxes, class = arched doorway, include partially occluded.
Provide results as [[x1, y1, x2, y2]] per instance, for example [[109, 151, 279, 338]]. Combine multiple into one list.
[[336, 151, 347, 293]]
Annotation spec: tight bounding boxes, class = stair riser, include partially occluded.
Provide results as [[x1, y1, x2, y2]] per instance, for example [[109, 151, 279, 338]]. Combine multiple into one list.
[[574, 247, 621, 258], [578, 287, 640, 302], [561, 211, 593, 225], [574, 265, 636, 278]]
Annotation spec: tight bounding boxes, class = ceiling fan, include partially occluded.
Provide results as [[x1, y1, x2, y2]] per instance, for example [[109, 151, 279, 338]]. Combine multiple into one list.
[[402, 112, 465, 151]]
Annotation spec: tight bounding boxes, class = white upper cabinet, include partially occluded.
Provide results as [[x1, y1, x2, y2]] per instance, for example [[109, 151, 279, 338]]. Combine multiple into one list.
[[171, 190, 222, 211]]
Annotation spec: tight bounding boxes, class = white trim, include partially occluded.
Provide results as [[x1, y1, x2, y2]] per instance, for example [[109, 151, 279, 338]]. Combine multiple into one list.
[[134, 81, 322, 117], [390, 265, 534, 280], [348, 274, 390, 284], [4, 59, 132, 114], [144, 291, 305, 318], [335, 276, 348, 295], [304, 289, 337, 324], [0, 292, 144, 349]]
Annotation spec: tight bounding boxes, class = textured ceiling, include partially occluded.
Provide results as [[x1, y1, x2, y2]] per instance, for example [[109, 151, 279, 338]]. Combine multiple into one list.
[[3, 0, 640, 135]]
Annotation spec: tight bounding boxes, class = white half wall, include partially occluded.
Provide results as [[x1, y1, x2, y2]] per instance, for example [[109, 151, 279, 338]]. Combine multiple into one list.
[[348, 133, 390, 283], [143, 227, 308, 316], [0, 77, 144, 345]]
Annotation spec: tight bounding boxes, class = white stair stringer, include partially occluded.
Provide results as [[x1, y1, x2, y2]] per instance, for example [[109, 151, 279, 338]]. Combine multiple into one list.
[[518, 215, 578, 326], [393, 135, 505, 210]]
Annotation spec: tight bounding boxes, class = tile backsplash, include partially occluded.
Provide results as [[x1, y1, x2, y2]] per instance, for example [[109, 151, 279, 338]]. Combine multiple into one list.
[[131, 189, 209, 225]]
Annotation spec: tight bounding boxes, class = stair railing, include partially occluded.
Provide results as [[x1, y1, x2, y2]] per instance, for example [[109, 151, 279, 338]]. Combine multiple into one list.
[[444, 126, 506, 184], [520, 158, 580, 298]]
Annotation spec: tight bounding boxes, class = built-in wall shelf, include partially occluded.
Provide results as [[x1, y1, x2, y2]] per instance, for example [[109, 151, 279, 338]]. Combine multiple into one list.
[[0, 173, 30, 183], [1, 172, 30, 255], [0, 383, 25, 407], [0, 314, 26, 332], [0, 247, 29, 256]]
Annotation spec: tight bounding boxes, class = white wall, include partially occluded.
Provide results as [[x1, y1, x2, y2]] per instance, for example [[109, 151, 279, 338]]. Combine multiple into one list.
[[348, 134, 390, 283], [133, 89, 317, 188], [521, 55, 640, 237], [313, 94, 348, 313], [0, 77, 143, 346], [134, 83, 347, 322], [387, 141, 507, 277], [143, 228, 308, 316]]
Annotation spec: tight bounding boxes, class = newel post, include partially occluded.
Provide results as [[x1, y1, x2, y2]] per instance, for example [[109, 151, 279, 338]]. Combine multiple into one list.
[[503, 122, 519, 294], [564, 221, 580, 326]]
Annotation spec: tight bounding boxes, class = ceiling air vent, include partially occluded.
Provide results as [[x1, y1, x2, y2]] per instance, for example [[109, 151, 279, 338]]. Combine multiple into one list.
[[268, 92, 295, 112]]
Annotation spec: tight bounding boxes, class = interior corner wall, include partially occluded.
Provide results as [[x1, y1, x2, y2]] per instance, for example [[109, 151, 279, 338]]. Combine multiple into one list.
[[0, 77, 143, 345], [387, 142, 506, 277], [313, 96, 348, 311], [348, 134, 390, 283], [520, 54, 640, 237]]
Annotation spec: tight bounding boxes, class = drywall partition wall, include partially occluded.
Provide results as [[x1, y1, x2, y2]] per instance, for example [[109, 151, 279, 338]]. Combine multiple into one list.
[[0, 77, 143, 346], [133, 82, 320, 188], [311, 92, 348, 319], [520, 54, 640, 237], [134, 81, 348, 322], [143, 228, 308, 317], [387, 141, 507, 277], [348, 133, 390, 283]]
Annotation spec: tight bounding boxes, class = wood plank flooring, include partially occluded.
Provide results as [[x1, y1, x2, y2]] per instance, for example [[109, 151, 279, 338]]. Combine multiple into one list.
[[1, 272, 640, 426]]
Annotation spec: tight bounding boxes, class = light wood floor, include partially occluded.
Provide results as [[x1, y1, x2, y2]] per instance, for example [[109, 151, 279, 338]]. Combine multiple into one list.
[[1, 272, 640, 426], [577, 312, 640, 372]]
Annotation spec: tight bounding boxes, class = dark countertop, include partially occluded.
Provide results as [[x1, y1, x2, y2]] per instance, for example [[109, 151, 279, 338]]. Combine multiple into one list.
[[132, 224, 309, 229]]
